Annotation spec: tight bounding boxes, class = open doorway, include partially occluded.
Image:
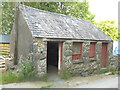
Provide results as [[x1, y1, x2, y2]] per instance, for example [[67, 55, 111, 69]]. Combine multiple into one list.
[[47, 42, 59, 74]]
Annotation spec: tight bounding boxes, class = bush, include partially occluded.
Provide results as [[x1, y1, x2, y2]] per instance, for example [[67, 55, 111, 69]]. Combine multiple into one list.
[[1, 59, 36, 84], [18, 59, 36, 81]]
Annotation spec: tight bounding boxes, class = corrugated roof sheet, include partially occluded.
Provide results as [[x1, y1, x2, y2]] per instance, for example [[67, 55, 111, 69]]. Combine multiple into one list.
[[0, 35, 10, 43], [19, 4, 113, 41]]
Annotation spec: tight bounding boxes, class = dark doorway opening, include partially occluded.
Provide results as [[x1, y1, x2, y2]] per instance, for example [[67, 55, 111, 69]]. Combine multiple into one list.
[[47, 42, 59, 73]]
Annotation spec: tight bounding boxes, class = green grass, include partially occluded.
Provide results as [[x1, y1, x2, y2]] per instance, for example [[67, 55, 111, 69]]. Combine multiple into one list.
[[60, 70, 72, 80], [97, 68, 110, 74], [1, 70, 19, 84], [97, 68, 120, 75], [1, 58, 36, 84], [41, 85, 52, 88]]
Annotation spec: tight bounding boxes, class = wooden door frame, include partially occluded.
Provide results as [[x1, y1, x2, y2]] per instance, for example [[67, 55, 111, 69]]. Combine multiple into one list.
[[46, 41, 63, 72]]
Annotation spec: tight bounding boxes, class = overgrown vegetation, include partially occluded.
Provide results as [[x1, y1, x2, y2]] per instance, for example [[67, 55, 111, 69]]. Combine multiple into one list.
[[0, 1, 95, 35], [42, 73, 49, 82], [60, 69, 73, 80], [41, 85, 52, 88], [94, 20, 119, 41], [1, 59, 36, 84], [97, 68, 120, 75]]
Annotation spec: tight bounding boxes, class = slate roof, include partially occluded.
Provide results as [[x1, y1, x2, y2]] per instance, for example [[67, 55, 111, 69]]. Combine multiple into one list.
[[19, 4, 113, 41], [0, 35, 10, 43]]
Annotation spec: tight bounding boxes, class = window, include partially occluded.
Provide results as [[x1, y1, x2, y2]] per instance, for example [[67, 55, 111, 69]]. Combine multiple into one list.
[[89, 42, 96, 58], [72, 42, 82, 61]]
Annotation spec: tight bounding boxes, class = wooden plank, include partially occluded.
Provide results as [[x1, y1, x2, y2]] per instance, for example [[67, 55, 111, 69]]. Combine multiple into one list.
[[101, 43, 108, 67], [0, 48, 10, 50], [0, 44, 10, 46], [0, 52, 9, 54], [0, 50, 10, 52], [60, 42, 63, 69]]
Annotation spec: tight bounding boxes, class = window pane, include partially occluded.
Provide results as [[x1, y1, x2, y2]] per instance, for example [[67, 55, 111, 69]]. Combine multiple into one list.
[[72, 42, 80, 54]]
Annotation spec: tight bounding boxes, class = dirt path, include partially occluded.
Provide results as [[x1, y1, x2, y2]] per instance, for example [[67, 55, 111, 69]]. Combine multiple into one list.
[[0, 74, 118, 89]]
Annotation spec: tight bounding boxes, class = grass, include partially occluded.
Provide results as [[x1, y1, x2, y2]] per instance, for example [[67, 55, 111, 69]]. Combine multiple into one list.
[[60, 69, 72, 80], [41, 85, 52, 88], [1, 58, 36, 84], [97, 68, 120, 75], [1, 70, 19, 84], [97, 68, 110, 74]]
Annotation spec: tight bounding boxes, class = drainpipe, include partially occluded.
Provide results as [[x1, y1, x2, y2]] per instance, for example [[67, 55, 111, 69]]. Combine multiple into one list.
[[14, 2, 19, 65]]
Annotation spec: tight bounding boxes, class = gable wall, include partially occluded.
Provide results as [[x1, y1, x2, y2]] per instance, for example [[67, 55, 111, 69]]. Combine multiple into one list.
[[17, 9, 33, 62]]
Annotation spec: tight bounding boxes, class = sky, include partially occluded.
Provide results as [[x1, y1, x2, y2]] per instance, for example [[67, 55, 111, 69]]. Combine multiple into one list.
[[88, 0, 120, 23]]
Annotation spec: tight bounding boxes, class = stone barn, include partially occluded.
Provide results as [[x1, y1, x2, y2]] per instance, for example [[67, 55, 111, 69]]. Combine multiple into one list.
[[10, 4, 116, 77]]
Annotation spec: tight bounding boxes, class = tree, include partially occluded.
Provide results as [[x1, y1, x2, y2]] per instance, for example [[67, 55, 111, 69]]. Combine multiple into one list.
[[0, 1, 95, 35], [95, 20, 119, 41], [0, 2, 15, 35], [23, 2, 95, 22]]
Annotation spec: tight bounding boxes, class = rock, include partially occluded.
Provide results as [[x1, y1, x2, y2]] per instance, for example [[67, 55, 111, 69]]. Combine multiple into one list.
[[105, 72, 112, 75]]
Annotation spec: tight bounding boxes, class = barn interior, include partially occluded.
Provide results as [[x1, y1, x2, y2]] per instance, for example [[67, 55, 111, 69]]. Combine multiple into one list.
[[47, 42, 59, 74]]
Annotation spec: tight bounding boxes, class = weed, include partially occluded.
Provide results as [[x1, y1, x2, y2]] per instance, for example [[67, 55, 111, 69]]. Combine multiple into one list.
[[97, 68, 110, 74], [2, 70, 18, 84], [42, 73, 48, 82], [41, 85, 52, 88], [60, 69, 72, 80], [18, 59, 36, 81], [1, 58, 36, 84]]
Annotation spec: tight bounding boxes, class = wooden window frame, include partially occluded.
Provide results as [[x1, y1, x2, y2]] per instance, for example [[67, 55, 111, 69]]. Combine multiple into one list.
[[89, 42, 96, 58], [72, 42, 82, 61]]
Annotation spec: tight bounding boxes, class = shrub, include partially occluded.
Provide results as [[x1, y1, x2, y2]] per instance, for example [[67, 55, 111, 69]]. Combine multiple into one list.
[[18, 59, 36, 81], [1, 58, 36, 84]]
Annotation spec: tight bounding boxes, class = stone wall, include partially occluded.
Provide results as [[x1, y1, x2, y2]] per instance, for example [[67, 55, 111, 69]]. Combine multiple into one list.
[[33, 38, 47, 77], [62, 40, 117, 75], [28, 38, 117, 77]]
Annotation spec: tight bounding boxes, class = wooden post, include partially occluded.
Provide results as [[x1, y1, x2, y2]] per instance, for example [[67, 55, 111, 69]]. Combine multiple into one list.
[[14, 2, 19, 65]]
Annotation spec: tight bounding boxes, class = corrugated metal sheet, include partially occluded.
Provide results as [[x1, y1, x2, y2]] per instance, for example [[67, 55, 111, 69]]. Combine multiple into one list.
[[0, 35, 10, 43], [19, 4, 113, 41]]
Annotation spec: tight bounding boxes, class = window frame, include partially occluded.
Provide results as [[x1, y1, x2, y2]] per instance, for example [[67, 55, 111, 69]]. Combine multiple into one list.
[[72, 42, 82, 61], [89, 42, 96, 58]]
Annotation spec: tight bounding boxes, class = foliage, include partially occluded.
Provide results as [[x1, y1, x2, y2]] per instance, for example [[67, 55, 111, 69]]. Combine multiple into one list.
[[0, 1, 95, 35], [41, 85, 52, 88], [0, 2, 15, 35], [40, 73, 49, 82], [1, 59, 36, 84], [94, 20, 120, 41], [60, 69, 72, 80], [1, 70, 18, 84], [23, 2, 95, 23], [18, 59, 36, 81], [97, 68, 110, 74], [97, 68, 120, 75], [111, 71, 120, 75]]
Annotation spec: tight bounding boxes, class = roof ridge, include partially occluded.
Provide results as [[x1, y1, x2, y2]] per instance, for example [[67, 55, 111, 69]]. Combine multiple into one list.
[[19, 4, 84, 22]]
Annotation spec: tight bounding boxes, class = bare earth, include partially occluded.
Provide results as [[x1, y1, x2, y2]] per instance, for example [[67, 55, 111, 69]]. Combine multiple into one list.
[[0, 74, 119, 89]]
